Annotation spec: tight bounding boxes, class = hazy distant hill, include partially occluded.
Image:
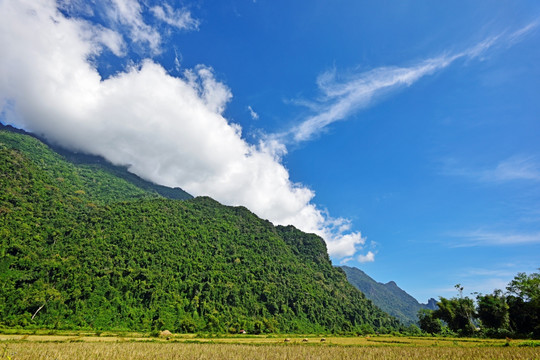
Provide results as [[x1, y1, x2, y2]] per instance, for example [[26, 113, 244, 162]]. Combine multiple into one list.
[[340, 266, 437, 325], [0, 129, 399, 333]]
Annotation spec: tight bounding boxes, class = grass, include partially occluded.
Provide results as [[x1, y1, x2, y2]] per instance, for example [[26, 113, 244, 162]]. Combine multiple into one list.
[[1, 333, 539, 359], [2, 342, 539, 360]]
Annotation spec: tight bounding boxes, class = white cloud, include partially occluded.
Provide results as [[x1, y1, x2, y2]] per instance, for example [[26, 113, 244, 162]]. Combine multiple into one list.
[[247, 106, 259, 120], [58, 0, 95, 17], [491, 156, 540, 182], [450, 229, 540, 247], [327, 231, 366, 258], [358, 251, 375, 263], [433, 278, 510, 298], [83, 23, 126, 57], [461, 267, 517, 278], [173, 48, 182, 72], [0, 0, 365, 260], [279, 23, 538, 144], [443, 156, 540, 183], [282, 56, 454, 143], [339, 257, 353, 265], [105, 0, 162, 53], [150, 4, 199, 31], [508, 20, 540, 45], [431, 263, 540, 299]]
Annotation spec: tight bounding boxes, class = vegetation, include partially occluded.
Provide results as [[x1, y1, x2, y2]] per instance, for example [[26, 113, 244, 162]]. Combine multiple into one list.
[[419, 274, 540, 339], [417, 308, 442, 335], [0, 123, 192, 202], [340, 266, 437, 325], [0, 130, 399, 334], [1, 335, 539, 360]]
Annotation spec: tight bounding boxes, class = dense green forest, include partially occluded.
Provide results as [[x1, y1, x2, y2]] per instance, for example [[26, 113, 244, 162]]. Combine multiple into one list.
[[0, 130, 400, 334], [0, 123, 192, 201], [340, 266, 437, 325], [418, 273, 540, 339]]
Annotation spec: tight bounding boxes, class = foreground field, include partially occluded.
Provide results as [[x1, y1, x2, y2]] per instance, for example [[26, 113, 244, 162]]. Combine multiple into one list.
[[1, 334, 539, 359], [2, 342, 539, 360]]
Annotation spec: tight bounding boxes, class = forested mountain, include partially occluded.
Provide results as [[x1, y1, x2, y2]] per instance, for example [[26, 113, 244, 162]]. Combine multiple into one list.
[[0, 123, 192, 201], [0, 129, 400, 333], [340, 266, 436, 325]]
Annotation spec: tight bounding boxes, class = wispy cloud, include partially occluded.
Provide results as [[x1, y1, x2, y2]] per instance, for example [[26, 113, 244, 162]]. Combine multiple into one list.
[[461, 267, 517, 278], [433, 278, 510, 298], [450, 229, 540, 247], [101, 0, 199, 55], [277, 22, 538, 144], [508, 20, 540, 45], [491, 156, 540, 182], [150, 4, 199, 31], [247, 105, 259, 120], [106, 0, 162, 53], [443, 156, 540, 183], [287, 56, 454, 143], [435, 264, 539, 297]]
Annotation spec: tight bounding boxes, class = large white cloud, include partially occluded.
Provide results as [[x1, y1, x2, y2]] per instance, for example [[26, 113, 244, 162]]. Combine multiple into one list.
[[0, 0, 365, 259]]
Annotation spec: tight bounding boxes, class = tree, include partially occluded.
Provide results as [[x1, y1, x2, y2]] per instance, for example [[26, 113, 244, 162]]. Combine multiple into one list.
[[506, 270, 540, 338], [476, 290, 509, 330], [433, 285, 476, 336], [417, 309, 442, 334], [507, 271, 540, 302], [405, 323, 422, 336]]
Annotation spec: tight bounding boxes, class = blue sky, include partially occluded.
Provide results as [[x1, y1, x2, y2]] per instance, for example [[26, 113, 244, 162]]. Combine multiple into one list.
[[1, 0, 539, 302]]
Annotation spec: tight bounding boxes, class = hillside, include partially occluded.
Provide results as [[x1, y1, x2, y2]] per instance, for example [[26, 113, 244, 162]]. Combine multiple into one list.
[[340, 266, 437, 325], [0, 130, 400, 333], [0, 123, 192, 201]]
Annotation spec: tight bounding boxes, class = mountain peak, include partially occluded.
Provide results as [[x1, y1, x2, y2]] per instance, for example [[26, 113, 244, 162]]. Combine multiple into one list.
[[340, 265, 434, 325]]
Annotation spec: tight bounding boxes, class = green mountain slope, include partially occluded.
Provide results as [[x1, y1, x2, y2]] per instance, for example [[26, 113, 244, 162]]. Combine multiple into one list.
[[0, 130, 399, 333], [340, 266, 437, 325], [0, 124, 192, 201]]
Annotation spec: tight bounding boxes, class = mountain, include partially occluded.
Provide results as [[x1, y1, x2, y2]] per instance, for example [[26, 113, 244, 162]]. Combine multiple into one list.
[[340, 266, 437, 325], [0, 129, 400, 333], [0, 123, 192, 201]]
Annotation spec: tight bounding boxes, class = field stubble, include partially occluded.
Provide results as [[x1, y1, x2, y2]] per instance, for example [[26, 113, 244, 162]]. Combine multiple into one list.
[[1, 335, 539, 360], [2, 342, 539, 360]]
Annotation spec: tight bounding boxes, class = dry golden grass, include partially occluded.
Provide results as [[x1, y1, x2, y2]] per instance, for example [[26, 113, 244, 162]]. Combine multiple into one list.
[[1, 334, 539, 359], [0, 333, 524, 346], [2, 342, 539, 360]]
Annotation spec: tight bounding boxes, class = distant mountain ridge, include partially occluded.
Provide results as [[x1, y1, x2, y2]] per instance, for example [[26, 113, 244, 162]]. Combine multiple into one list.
[[340, 266, 437, 325]]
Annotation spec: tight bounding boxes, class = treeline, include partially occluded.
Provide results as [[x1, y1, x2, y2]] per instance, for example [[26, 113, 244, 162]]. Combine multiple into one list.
[[418, 272, 540, 339], [0, 130, 400, 334]]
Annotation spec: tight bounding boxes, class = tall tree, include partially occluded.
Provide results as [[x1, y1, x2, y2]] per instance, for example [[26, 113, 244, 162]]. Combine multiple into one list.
[[507, 271, 540, 302], [433, 285, 476, 336], [476, 290, 509, 330], [417, 308, 442, 335], [506, 270, 540, 338]]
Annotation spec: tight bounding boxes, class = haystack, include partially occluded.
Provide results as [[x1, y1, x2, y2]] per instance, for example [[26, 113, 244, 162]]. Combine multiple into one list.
[[159, 330, 173, 338]]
